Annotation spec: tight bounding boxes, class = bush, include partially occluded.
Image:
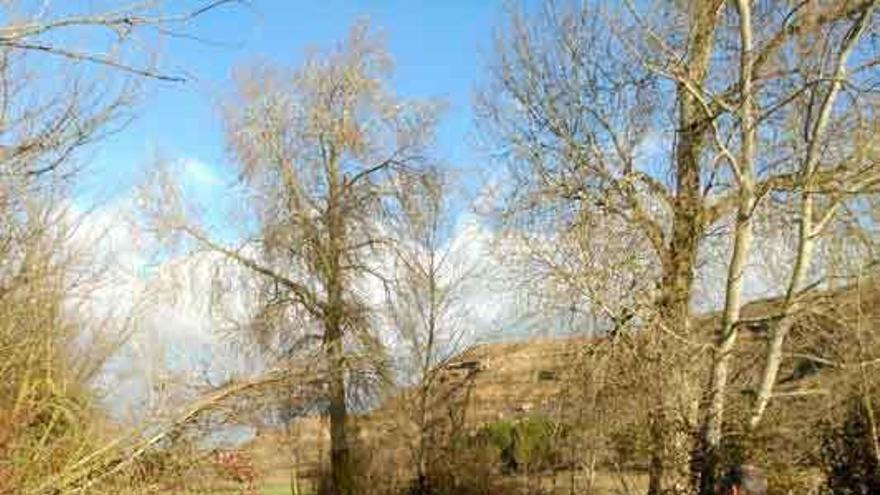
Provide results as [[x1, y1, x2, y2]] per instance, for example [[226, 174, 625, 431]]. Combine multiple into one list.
[[483, 420, 518, 472], [426, 441, 501, 495], [607, 422, 651, 470], [478, 416, 569, 474], [820, 398, 880, 495]]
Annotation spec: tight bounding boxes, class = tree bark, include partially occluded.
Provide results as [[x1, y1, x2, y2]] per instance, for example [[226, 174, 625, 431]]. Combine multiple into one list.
[[698, 2, 756, 492], [327, 318, 353, 495], [326, 151, 354, 495], [649, 2, 724, 494]]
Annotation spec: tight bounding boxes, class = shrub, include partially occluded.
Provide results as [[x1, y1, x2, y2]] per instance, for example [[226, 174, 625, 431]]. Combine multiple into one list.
[[478, 416, 569, 474], [819, 398, 880, 495]]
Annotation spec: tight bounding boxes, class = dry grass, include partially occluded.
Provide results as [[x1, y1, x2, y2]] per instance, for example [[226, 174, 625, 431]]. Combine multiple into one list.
[[159, 469, 647, 495]]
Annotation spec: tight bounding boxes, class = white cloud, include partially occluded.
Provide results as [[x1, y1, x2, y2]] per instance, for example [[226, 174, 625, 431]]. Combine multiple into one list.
[[181, 157, 223, 187], [64, 194, 257, 419], [65, 171, 540, 419]]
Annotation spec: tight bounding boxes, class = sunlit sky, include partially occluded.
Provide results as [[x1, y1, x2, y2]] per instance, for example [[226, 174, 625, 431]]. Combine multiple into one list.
[[60, 2, 535, 409], [55, 1, 786, 414], [80, 0, 506, 212]]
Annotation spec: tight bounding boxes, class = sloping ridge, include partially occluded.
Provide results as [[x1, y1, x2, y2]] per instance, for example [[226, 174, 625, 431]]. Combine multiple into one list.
[[250, 279, 880, 479]]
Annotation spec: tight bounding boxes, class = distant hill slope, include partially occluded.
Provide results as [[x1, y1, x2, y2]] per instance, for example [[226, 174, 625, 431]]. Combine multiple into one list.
[[249, 279, 880, 482], [248, 335, 593, 480]]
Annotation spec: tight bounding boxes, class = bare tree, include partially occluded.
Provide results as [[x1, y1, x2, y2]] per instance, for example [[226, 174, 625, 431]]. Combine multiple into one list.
[[142, 24, 440, 495], [0, 0, 237, 181], [697, 1, 758, 490], [746, 1, 880, 430], [0, 2, 239, 493], [480, 1, 880, 493], [387, 166, 482, 493], [476, 2, 723, 490]]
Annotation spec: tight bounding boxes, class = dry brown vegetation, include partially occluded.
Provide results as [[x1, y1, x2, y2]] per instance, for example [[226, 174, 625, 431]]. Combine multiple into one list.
[[246, 280, 880, 494]]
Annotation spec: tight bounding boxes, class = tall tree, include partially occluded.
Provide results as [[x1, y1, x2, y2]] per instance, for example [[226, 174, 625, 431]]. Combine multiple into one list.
[[699, 2, 879, 490], [746, 1, 879, 430], [477, 3, 723, 490], [480, 1, 880, 492], [144, 24, 440, 495]]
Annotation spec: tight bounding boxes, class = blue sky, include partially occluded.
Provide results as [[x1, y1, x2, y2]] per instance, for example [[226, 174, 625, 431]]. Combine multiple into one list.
[[69, 3, 528, 413], [80, 0, 505, 210]]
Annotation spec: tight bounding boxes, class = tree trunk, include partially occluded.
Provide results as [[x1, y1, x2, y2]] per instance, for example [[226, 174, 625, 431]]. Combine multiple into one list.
[[697, 2, 756, 492], [698, 185, 755, 494], [327, 318, 354, 495], [661, 0, 724, 333], [648, 3, 724, 494], [748, 2, 875, 430], [748, 229, 814, 429], [647, 411, 665, 495], [326, 152, 354, 495]]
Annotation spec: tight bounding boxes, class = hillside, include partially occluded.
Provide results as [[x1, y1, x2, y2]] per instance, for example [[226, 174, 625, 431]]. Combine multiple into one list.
[[248, 280, 880, 490]]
